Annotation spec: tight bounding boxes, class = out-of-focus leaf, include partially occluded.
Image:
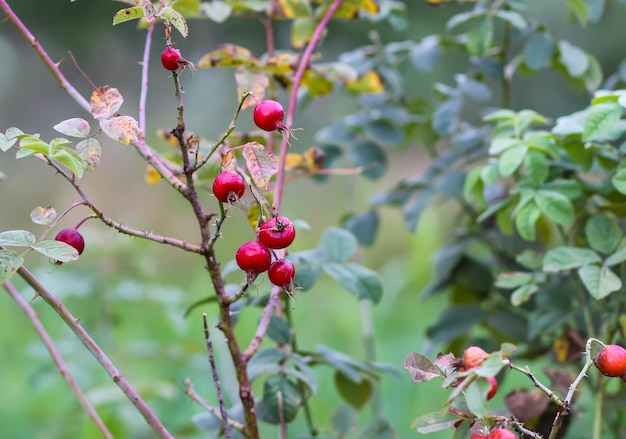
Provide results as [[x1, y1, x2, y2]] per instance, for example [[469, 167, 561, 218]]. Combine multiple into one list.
[[241, 141, 278, 190], [100, 116, 143, 146]]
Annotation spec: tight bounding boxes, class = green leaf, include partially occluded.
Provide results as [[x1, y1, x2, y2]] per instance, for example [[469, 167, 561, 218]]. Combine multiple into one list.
[[498, 144, 528, 176], [113, 6, 145, 25], [466, 18, 493, 58], [612, 168, 626, 194], [516, 249, 543, 270], [495, 272, 533, 289], [320, 227, 358, 263], [586, 0, 605, 23], [411, 410, 459, 433], [291, 17, 315, 48], [0, 249, 23, 283], [322, 262, 383, 303], [410, 35, 440, 72], [511, 283, 539, 306], [514, 200, 540, 241], [0, 230, 36, 246], [261, 375, 302, 423], [343, 210, 379, 247], [53, 118, 90, 138], [585, 215, 622, 254], [317, 345, 363, 382], [51, 147, 85, 178], [247, 348, 287, 382], [348, 141, 387, 179], [543, 246, 602, 272], [159, 6, 188, 37], [534, 190, 574, 225], [524, 150, 549, 184], [578, 264, 621, 299], [494, 10, 527, 29], [334, 371, 373, 410], [605, 247, 626, 267], [566, 0, 589, 26], [267, 315, 292, 344], [31, 240, 79, 263], [488, 137, 520, 155], [559, 40, 589, 77], [523, 32, 554, 71], [357, 417, 396, 439], [331, 405, 358, 437], [465, 377, 489, 417], [200, 1, 233, 23], [583, 102, 622, 141], [426, 305, 484, 344]]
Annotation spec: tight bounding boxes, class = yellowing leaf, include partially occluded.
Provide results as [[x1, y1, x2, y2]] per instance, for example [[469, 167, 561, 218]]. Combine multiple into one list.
[[145, 164, 162, 185], [345, 71, 384, 94], [100, 116, 143, 146], [112, 6, 145, 25], [242, 142, 278, 190], [198, 44, 260, 69], [220, 149, 235, 168], [272, 0, 313, 19], [285, 152, 307, 170], [156, 128, 180, 148], [90, 86, 124, 120], [303, 146, 326, 170], [302, 70, 334, 96], [235, 67, 269, 109], [325, 0, 379, 19]]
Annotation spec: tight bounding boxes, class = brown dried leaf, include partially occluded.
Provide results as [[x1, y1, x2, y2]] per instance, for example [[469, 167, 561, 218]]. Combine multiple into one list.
[[242, 141, 277, 191], [99, 116, 143, 146], [90, 86, 124, 120], [403, 352, 442, 383], [505, 389, 550, 422]]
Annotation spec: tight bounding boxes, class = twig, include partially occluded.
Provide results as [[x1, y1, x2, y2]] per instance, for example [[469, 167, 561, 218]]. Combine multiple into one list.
[[183, 378, 247, 435], [509, 363, 566, 409], [242, 286, 282, 360], [139, 18, 156, 133], [0, 0, 90, 112], [273, 0, 344, 211], [16, 266, 174, 439], [203, 314, 231, 439], [44, 158, 202, 253], [3, 280, 114, 439]]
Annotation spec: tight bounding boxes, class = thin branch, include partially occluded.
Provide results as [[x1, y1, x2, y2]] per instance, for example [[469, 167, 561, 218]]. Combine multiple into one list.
[[16, 266, 174, 439], [45, 159, 202, 253], [242, 286, 282, 360], [273, 0, 344, 211], [0, 0, 90, 112], [203, 314, 231, 439], [3, 280, 114, 439], [139, 19, 156, 133], [183, 378, 247, 435]]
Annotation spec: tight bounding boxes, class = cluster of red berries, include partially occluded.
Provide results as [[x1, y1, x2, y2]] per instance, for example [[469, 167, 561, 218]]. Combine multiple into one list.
[[211, 169, 296, 291], [594, 344, 626, 379]]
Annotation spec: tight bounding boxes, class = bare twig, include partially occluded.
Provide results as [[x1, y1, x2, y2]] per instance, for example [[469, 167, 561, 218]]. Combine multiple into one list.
[[139, 18, 156, 132], [203, 314, 231, 439], [3, 280, 114, 439], [242, 286, 282, 360], [16, 266, 174, 439], [184, 378, 247, 435]]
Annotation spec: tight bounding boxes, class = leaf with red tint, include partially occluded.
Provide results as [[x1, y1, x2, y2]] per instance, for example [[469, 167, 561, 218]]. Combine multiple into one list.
[[100, 116, 143, 146], [433, 352, 458, 376], [91, 86, 124, 120], [403, 352, 443, 383], [76, 138, 101, 170], [242, 141, 278, 190]]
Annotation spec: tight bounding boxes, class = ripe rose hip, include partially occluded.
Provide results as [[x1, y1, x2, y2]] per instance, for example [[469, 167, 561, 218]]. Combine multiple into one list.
[[485, 376, 497, 400], [488, 428, 517, 439], [161, 47, 182, 71], [54, 228, 85, 255], [268, 259, 296, 292], [212, 171, 246, 203], [470, 435, 488, 439], [253, 100, 286, 132], [257, 216, 296, 249], [595, 344, 626, 377], [463, 346, 489, 370], [236, 241, 271, 282]]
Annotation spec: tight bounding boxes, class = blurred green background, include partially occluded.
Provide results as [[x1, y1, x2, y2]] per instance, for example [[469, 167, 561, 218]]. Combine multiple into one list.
[[1, 1, 625, 437]]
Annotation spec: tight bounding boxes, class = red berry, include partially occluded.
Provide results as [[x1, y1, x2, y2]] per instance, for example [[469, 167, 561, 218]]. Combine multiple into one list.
[[485, 376, 497, 400], [595, 344, 626, 377], [470, 435, 488, 439], [268, 259, 296, 292], [161, 47, 182, 71], [236, 241, 271, 282], [488, 428, 517, 439], [463, 346, 489, 370], [54, 228, 85, 255], [258, 216, 296, 249], [253, 100, 285, 132], [212, 171, 246, 203]]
